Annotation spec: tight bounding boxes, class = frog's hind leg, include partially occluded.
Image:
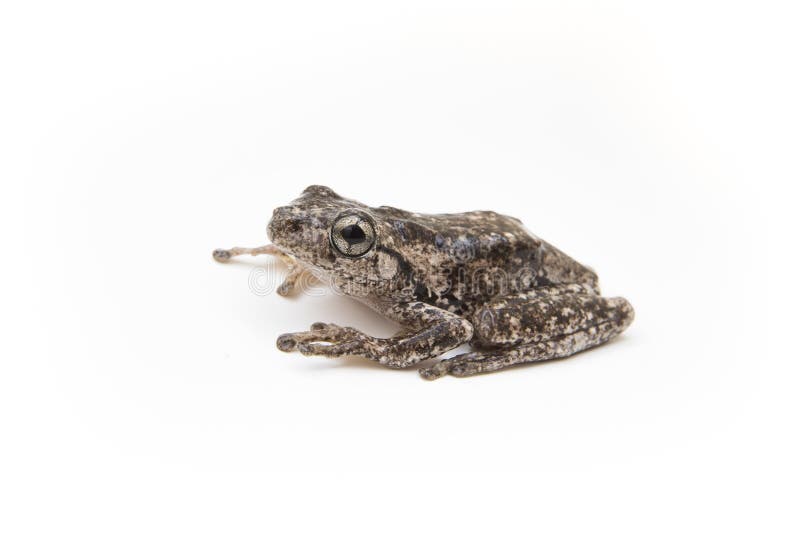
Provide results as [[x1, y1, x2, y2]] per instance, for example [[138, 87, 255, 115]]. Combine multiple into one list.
[[419, 319, 627, 379], [212, 244, 317, 296], [419, 288, 634, 380]]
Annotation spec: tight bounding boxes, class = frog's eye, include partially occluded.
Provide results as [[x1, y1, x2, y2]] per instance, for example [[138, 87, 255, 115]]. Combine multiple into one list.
[[330, 213, 376, 257]]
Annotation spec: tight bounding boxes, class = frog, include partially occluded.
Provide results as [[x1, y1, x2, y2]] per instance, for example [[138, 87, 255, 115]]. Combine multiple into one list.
[[213, 185, 634, 380]]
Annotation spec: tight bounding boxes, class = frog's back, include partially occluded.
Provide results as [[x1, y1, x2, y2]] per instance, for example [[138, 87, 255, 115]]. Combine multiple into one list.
[[433, 210, 597, 290], [375, 207, 598, 314]]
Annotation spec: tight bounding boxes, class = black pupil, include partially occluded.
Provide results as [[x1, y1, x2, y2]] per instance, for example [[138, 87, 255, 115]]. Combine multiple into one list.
[[341, 224, 366, 245]]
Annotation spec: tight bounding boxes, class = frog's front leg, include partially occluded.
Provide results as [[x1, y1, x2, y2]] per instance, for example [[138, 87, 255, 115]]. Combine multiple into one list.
[[276, 302, 474, 368], [212, 244, 316, 296], [420, 285, 634, 380]]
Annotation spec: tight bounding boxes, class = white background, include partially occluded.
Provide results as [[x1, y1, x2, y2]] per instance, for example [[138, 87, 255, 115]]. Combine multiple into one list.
[[2, 1, 797, 533]]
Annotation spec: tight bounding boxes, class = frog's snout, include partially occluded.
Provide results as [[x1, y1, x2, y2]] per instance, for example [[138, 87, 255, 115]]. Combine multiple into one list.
[[267, 207, 308, 248], [266, 207, 287, 242]]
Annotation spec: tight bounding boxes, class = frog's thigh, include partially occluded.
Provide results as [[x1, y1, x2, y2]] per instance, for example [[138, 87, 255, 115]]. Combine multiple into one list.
[[471, 290, 634, 348]]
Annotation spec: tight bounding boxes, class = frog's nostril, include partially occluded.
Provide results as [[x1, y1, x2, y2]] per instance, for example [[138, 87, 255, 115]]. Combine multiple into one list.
[[279, 218, 301, 234], [288, 219, 300, 231], [268, 212, 304, 242]]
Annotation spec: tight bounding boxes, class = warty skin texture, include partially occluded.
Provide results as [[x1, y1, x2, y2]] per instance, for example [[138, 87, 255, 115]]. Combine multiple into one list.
[[214, 185, 634, 379]]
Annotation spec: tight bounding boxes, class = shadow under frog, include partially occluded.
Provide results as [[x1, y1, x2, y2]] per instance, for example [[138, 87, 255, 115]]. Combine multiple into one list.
[[213, 185, 634, 380]]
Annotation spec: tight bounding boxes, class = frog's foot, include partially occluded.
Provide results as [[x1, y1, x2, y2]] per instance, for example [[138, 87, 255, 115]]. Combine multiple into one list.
[[418, 352, 491, 380], [420, 344, 565, 380], [422, 346, 545, 380], [276, 323, 376, 358], [212, 243, 317, 296]]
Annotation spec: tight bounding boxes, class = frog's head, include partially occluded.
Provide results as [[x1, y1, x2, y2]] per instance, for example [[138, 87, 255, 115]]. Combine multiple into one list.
[[267, 185, 415, 298]]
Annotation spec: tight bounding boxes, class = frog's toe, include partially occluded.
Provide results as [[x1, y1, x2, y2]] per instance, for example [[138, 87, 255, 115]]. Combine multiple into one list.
[[276, 280, 295, 297], [276, 333, 299, 351], [276, 269, 307, 297], [212, 248, 232, 262], [418, 360, 453, 380]]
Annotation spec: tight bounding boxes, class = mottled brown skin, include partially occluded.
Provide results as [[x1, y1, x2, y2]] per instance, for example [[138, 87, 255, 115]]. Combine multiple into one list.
[[214, 185, 634, 379]]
